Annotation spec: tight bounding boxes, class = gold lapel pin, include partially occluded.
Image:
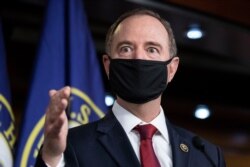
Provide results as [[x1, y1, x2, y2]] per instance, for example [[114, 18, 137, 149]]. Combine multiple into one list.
[[180, 143, 189, 152]]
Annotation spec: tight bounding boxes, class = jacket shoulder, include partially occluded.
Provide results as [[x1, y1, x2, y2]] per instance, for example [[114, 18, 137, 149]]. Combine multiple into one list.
[[172, 124, 216, 148], [170, 124, 226, 167]]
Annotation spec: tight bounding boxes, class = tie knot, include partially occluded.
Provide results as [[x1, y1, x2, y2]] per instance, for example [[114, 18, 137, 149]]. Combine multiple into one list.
[[135, 124, 158, 140]]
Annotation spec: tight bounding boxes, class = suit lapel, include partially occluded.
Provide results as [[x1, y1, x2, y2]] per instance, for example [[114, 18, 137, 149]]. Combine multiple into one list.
[[97, 112, 140, 167], [97, 111, 193, 167], [167, 120, 191, 167]]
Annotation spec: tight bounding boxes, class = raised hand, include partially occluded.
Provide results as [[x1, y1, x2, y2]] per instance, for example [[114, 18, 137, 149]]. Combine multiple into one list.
[[42, 86, 70, 166]]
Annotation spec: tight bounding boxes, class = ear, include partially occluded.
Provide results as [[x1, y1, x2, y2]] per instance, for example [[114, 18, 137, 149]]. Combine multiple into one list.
[[167, 56, 179, 83], [102, 54, 110, 78]]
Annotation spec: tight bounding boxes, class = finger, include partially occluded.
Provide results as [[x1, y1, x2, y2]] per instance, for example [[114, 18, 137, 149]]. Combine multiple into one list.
[[60, 98, 69, 111], [58, 86, 71, 99], [45, 86, 71, 125], [47, 103, 66, 124], [49, 89, 57, 97], [55, 87, 71, 111], [45, 111, 67, 138], [50, 87, 70, 110], [49, 86, 70, 99]]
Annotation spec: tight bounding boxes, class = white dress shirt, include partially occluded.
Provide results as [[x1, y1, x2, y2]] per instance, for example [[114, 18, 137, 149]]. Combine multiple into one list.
[[49, 101, 172, 167], [112, 101, 173, 167]]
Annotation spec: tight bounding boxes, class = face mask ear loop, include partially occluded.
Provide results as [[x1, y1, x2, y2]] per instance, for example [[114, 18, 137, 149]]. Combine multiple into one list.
[[106, 54, 112, 60], [165, 56, 178, 65], [165, 56, 178, 84], [105, 54, 112, 79]]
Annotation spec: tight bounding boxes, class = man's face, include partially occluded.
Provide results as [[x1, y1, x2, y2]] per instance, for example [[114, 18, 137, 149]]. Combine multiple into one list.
[[110, 15, 170, 61], [103, 14, 179, 85]]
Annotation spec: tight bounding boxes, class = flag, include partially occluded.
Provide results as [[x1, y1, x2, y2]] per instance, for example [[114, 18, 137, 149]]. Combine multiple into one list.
[[0, 20, 16, 167], [14, 0, 107, 166]]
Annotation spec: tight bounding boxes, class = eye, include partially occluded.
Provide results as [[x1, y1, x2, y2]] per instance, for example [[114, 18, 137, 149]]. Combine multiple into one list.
[[118, 45, 133, 57], [120, 46, 132, 53], [147, 47, 159, 54]]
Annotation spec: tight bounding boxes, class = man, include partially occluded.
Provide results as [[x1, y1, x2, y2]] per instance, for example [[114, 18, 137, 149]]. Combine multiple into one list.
[[35, 8, 226, 167]]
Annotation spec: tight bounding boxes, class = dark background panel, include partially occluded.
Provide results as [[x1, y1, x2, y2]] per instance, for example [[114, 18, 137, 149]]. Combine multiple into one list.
[[1, 0, 250, 166]]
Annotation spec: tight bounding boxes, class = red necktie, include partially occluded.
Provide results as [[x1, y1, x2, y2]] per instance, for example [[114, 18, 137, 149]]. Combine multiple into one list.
[[135, 124, 161, 167]]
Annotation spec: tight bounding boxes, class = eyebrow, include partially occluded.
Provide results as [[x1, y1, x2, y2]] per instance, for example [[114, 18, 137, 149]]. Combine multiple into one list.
[[145, 41, 163, 50]]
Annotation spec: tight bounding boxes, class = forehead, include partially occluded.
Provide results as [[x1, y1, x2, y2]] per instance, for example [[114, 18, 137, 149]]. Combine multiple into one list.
[[112, 14, 169, 46]]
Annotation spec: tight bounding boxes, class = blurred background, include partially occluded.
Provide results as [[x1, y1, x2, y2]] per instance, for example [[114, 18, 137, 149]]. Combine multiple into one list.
[[1, 0, 250, 166]]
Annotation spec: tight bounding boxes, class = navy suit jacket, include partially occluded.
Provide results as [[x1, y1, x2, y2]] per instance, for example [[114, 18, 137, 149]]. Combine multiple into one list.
[[35, 111, 226, 167]]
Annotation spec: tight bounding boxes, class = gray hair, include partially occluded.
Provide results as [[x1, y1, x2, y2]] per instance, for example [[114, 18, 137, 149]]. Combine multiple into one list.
[[105, 8, 177, 58]]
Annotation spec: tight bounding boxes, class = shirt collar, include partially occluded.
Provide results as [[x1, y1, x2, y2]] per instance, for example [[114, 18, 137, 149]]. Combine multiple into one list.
[[112, 101, 170, 143]]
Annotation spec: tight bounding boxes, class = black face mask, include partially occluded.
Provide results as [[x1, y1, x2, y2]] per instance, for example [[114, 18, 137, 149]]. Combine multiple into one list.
[[109, 58, 173, 104]]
